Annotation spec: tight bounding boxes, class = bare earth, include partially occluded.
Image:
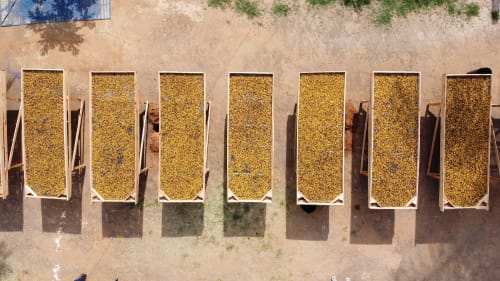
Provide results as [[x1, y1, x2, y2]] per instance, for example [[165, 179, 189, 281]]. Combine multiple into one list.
[[0, 0, 500, 280]]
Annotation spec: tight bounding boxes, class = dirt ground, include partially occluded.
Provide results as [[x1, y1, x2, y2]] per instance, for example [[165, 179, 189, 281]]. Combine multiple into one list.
[[0, 0, 500, 280]]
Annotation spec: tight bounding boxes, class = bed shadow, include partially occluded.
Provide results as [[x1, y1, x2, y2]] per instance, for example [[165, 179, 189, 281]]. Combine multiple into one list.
[[223, 115, 266, 237], [41, 172, 84, 234], [40, 109, 86, 234], [0, 111, 24, 232], [415, 112, 500, 244], [101, 174, 147, 238], [285, 106, 329, 241], [161, 203, 204, 237], [350, 106, 394, 245]]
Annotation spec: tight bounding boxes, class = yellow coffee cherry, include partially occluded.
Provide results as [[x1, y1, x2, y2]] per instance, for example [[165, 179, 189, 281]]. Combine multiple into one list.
[[91, 73, 136, 201], [371, 73, 419, 207], [159, 73, 205, 201], [23, 70, 67, 197], [297, 73, 344, 203], [228, 74, 273, 201], [444, 76, 491, 207]]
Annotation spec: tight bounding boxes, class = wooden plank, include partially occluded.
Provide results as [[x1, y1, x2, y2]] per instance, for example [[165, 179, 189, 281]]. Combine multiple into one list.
[[441, 74, 492, 210], [369, 71, 420, 209], [296, 72, 345, 205], [158, 72, 205, 203], [90, 71, 138, 203], [21, 69, 70, 200], [0, 71, 7, 198], [227, 72, 273, 203]]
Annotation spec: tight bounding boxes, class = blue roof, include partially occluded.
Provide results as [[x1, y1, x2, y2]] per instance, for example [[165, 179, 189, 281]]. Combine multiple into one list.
[[1, 0, 110, 26]]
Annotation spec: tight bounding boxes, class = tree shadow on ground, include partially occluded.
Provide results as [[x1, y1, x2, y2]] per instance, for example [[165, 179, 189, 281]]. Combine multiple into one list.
[[223, 116, 266, 237], [285, 106, 329, 241], [350, 106, 394, 244], [25, 0, 97, 55]]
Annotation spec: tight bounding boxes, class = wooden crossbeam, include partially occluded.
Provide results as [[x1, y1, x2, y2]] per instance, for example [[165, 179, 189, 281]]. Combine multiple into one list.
[[71, 99, 85, 172], [427, 102, 441, 179], [7, 101, 22, 170], [360, 100, 369, 176]]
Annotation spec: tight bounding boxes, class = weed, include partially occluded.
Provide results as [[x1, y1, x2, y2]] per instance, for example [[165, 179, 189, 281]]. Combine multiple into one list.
[[208, 0, 232, 9], [448, 4, 457, 15], [463, 3, 479, 18], [275, 249, 283, 257], [307, 0, 335, 6], [375, 9, 392, 26], [375, 0, 480, 25], [235, 0, 262, 18], [272, 2, 291, 16], [492, 10, 499, 21], [344, 0, 370, 10], [226, 243, 236, 251]]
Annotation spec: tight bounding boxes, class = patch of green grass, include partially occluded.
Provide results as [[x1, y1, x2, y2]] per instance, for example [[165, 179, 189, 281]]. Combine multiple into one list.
[[375, 9, 393, 26], [275, 248, 283, 258], [226, 243, 236, 251], [272, 2, 291, 16], [463, 3, 479, 18], [448, 4, 457, 15], [375, 0, 480, 25], [307, 0, 335, 6], [208, 0, 232, 9], [344, 0, 370, 10], [234, 0, 262, 18]]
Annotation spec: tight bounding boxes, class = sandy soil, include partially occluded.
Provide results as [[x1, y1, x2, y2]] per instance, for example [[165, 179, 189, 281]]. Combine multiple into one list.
[[0, 0, 499, 280]]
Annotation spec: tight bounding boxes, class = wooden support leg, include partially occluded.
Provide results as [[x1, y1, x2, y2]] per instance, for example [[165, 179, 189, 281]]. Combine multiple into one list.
[[360, 101, 369, 176], [8, 101, 22, 170], [426, 103, 441, 180], [139, 101, 149, 175], [72, 99, 85, 172]]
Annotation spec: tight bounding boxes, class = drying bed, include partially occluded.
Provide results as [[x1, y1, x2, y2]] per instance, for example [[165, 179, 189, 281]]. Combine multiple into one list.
[[90, 72, 137, 202], [0, 71, 7, 198], [297, 72, 345, 205], [159, 72, 205, 202], [227, 73, 273, 202], [22, 69, 69, 198], [369, 72, 420, 208], [442, 75, 491, 209]]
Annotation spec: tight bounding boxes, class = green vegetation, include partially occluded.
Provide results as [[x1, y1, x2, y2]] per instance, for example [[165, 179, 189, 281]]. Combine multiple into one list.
[[344, 0, 370, 10], [464, 3, 479, 17], [375, 0, 480, 25], [492, 10, 499, 21], [375, 9, 393, 26], [235, 0, 262, 18], [307, 0, 335, 6], [208, 0, 231, 9], [207, 0, 481, 25], [272, 2, 291, 16]]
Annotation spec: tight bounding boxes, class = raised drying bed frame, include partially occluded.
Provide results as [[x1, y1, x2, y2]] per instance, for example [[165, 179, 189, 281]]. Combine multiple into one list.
[[296, 71, 346, 206], [227, 72, 274, 203], [89, 71, 148, 204], [360, 71, 421, 210], [426, 74, 492, 211], [0, 71, 8, 198], [21, 68, 85, 200], [492, 104, 500, 182], [157, 71, 211, 203]]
